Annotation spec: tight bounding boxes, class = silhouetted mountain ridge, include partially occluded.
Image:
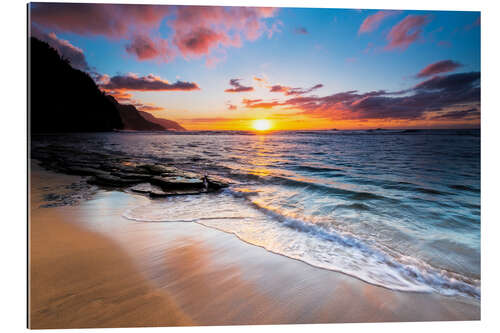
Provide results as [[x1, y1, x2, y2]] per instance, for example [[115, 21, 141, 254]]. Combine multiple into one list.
[[105, 96, 164, 131], [29, 37, 123, 133], [29, 37, 187, 133], [139, 111, 186, 131]]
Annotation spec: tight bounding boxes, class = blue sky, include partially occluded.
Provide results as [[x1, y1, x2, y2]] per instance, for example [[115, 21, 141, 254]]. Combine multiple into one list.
[[30, 3, 480, 130]]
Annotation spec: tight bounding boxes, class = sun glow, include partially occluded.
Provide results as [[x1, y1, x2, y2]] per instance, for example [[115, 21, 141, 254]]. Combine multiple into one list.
[[252, 119, 272, 131]]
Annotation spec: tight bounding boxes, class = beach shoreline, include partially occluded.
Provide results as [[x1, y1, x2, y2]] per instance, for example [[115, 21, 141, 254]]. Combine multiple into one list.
[[29, 161, 480, 328]]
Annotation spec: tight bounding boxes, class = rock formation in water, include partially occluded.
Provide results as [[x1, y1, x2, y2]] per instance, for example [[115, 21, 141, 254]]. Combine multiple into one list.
[[31, 144, 228, 197]]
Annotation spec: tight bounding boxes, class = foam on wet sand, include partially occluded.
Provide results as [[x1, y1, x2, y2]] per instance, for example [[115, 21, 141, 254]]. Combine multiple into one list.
[[29, 162, 480, 328]]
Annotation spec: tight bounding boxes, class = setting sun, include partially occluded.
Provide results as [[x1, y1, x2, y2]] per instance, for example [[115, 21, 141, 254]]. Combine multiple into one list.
[[252, 119, 272, 131]]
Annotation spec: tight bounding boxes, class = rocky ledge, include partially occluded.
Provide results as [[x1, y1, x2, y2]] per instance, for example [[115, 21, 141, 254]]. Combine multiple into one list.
[[31, 145, 228, 198]]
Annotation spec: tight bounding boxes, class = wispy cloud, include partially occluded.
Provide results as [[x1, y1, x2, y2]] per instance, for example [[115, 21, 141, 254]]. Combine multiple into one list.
[[269, 83, 323, 96], [416, 60, 462, 78], [358, 10, 402, 34], [243, 98, 283, 109], [385, 15, 431, 50]]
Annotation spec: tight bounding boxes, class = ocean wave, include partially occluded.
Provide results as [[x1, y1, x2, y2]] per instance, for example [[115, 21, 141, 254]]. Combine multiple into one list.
[[122, 190, 480, 300]]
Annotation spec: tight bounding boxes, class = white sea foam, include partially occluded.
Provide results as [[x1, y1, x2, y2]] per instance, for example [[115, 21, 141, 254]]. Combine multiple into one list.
[[122, 190, 480, 299]]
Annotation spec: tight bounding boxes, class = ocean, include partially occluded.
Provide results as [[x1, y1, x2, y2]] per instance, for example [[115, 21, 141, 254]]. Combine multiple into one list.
[[31, 129, 481, 299]]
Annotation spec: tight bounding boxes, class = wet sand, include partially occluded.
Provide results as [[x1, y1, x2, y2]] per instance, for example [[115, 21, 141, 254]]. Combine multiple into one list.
[[28, 162, 480, 329]]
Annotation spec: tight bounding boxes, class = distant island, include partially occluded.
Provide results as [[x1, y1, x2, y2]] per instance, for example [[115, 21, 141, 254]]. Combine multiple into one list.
[[29, 37, 185, 133]]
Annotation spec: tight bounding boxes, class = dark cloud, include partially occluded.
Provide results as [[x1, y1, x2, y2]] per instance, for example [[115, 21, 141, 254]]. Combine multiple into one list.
[[416, 60, 462, 78], [414, 72, 479, 91], [386, 15, 431, 50], [240, 72, 480, 122], [224, 79, 254, 93], [430, 108, 479, 120], [100, 73, 200, 91], [269, 83, 323, 96], [294, 27, 308, 34], [301, 73, 479, 120]]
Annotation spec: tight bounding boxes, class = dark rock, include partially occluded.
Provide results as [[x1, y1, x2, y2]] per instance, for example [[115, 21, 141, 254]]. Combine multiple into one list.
[[138, 164, 180, 175], [32, 144, 229, 197], [110, 172, 152, 180], [150, 175, 204, 190], [88, 174, 144, 187], [130, 183, 203, 197]]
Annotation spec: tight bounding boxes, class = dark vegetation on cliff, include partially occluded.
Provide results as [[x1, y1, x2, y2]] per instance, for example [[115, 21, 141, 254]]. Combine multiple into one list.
[[29, 37, 186, 133], [29, 37, 123, 133]]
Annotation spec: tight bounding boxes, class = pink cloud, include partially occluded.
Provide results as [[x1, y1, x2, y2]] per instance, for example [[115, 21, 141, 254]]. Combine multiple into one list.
[[226, 102, 237, 111], [125, 35, 174, 61], [31, 4, 279, 66], [30, 3, 171, 38], [358, 10, 401, 34], [416, 60, 462, 78], [243, 98, 282, 109], [174, 27, 239, 57], [171, 6, 278, 59], [386, 15, 431, 50]]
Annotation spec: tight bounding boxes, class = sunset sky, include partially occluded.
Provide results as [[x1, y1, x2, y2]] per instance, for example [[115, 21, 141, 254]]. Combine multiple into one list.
[[29, 2, 480, 130]]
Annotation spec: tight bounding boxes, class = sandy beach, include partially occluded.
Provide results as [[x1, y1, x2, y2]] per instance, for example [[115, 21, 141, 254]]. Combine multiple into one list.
[[29, 162, 480, 329]]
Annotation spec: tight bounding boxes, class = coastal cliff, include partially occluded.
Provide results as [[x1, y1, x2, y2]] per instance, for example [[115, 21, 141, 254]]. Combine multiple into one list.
[[105, 96, 163, 131], [29, 37, 186, 133], [139, 111, 186, 131], [29, 37, 123, 133]]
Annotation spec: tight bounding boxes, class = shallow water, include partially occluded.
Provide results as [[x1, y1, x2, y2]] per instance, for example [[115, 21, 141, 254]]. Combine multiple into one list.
[[31, 129, 480, 299]]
